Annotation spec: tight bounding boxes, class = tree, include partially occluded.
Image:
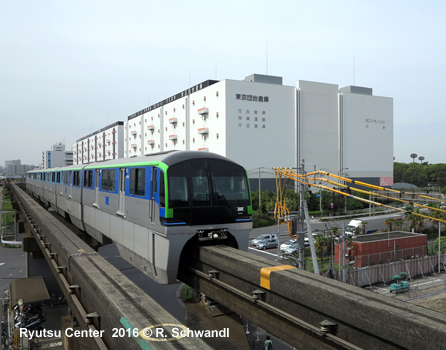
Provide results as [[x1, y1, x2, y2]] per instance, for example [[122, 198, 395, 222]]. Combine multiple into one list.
[[385, 218, 395, 232], [356, 221, 367, 235], [314, 235, 330, 261], [433, 236, 446, 253], [428, 203, 446, 229], [406, 208, 425, 232]]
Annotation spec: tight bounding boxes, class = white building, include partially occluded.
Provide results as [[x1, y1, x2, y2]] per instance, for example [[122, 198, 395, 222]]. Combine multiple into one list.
[[41, 143, 74, 169], [73, 122, 124, 164], [74, 74, 393, 188]]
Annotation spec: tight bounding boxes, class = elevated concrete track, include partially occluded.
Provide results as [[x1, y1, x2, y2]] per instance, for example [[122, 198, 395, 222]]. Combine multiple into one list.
[[179, 245, 446, 350], [9, 182, 211, 350]]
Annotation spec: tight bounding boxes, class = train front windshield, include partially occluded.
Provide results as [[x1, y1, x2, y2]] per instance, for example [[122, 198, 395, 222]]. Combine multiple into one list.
[[168, 159, 250, 209]]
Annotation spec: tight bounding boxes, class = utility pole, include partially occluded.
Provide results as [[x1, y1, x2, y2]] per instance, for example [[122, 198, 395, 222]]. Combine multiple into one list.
[[297, 159, 319, 274], [258, 168, 261, 216], [342, 222, 347, 283], [297, 161, 306, 269], [439, 223, 442, 274]]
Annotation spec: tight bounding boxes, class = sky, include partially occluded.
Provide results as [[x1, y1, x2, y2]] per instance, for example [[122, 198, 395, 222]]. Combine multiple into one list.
[[1, 0, 445, 167]]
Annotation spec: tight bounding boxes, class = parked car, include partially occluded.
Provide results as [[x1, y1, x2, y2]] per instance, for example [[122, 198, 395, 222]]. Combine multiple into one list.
[[284, 240, 310, 254], [256, 238, 279, 250], [280, 239, 296, 252], [284, 241, 299, 255], [252, 233, 278, 246]]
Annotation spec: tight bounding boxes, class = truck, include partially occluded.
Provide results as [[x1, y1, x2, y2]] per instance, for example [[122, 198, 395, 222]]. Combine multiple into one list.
[[345, 213, 403, 236]]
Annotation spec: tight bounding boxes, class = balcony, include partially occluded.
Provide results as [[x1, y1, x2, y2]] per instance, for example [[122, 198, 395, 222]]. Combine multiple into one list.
[[197, 107, 209, 115]]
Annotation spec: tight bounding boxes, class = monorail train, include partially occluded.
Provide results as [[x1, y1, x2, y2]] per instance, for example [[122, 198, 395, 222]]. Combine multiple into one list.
[[26, 151, 252, 284]]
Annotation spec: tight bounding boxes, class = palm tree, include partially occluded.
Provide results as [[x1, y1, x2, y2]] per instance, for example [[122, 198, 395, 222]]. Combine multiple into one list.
[[315, 235, 330, 261], [385, 218, 395, 232], [360, 221, 368, 235], [406, 208, 425, 232], [428, 204, 446, 228]]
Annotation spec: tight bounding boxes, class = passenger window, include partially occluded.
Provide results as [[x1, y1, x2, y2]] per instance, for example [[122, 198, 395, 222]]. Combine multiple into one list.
[[189, 159, 210, 207], [64, 172, 71, 185], [159, 171, 165, 207], [84, 170, 93, 188], [101, 169, 116, 192], [153, 169, 157, 194], [129, 168, 145, 197], [209, 159, 250, 202], [168, 162, 189, 208], [73, 171, 80, 187]]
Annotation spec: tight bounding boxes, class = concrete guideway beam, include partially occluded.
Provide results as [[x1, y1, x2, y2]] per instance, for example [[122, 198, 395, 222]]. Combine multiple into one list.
[[179, 245, 446, 350], [9, 182, 212, 350]]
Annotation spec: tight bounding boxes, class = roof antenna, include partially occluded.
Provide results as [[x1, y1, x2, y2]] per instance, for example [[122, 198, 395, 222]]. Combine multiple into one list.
[[353, 54, 355, 85], [266, 39, 268, 75]]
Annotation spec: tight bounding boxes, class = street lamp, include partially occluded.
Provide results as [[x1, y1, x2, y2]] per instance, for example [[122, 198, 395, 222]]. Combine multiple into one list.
[[338, 168, 349, 213], [410, 153, 417, 190]]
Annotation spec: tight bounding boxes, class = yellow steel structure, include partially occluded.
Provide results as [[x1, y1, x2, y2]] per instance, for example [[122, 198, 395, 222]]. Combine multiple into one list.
[[274, 167, 446, 238]]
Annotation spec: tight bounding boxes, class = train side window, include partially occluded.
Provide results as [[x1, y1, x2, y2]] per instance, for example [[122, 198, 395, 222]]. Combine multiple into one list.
[[84, 170, 93, 188], [129, 168, 145, 197], [159, 171, 165, 207], [101, 169, 116, 192], [153, 169, 157, 194], [57, 172, 61, 183], [189, 159, 211, 207], [63, 171, 70, 185], [73, 171, 80, 187]]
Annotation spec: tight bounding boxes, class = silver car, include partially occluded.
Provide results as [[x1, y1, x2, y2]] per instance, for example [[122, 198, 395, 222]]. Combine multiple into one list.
[[252, 234, 278, 246], [280, 239, 296, 252], [256, 238, 278, 250]]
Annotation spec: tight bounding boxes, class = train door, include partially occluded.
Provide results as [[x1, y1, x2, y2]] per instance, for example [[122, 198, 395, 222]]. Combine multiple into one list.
[[65, 171, 72, 213], [118, 168, 126, 214], [68, 171, 73, 199], [94, 169, 100, 206]]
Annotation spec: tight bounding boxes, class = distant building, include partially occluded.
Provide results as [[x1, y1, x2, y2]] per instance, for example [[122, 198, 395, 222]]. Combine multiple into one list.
[[5, 160, 21, 167], [335, 232, 427, 268], [4, 160, 36, 176], [72, 122, 124, 164], [72, 73, 393, 187], [41, 143, 73, 169]]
